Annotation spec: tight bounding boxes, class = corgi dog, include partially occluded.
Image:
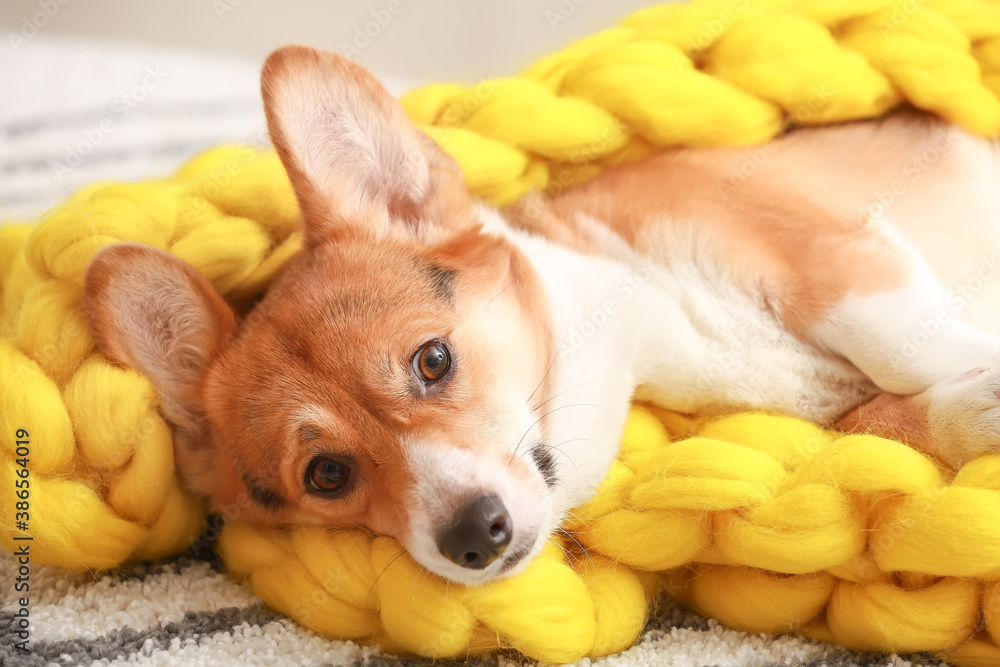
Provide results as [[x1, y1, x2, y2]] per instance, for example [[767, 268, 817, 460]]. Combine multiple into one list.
[[85, 46, 1000, 586]]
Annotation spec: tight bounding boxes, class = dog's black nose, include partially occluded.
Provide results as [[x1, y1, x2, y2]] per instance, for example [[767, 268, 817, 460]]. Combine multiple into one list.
[[437, 494, 512, 569]]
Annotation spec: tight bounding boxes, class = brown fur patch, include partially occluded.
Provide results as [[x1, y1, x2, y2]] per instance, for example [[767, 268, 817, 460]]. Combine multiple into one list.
[[543, 143, 912, 335]]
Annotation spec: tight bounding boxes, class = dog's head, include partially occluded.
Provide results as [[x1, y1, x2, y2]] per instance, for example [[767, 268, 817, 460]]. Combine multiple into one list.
[[84, 46, 562, 584]]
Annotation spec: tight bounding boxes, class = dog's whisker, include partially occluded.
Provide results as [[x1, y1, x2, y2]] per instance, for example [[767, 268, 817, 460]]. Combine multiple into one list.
[[555, 528, 598, 572], [544, 437, 606, 477], [409, 564, 436, 608], [483, 278, 515, 309], [508, 402, 608, 464], [531, 376, 605, 413], [526, 329, 570, 408], [366, 548, 408, 609], [559, 509, 601, 528]]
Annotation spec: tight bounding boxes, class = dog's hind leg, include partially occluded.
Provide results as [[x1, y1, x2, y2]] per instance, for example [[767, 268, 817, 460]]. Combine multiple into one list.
[[837, 364, 1000, 468], [802, 219, 1000, 466], [805, 224, 1000, 397]]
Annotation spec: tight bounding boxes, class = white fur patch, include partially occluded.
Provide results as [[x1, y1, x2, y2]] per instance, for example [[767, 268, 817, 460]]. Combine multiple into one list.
[[811, 217, 1000, 395], [813, 271, 1000, 395], [481, 206, 871, 525]]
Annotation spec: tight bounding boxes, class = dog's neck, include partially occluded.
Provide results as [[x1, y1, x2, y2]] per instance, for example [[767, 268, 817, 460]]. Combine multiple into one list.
[[476, 204, 726, 517]]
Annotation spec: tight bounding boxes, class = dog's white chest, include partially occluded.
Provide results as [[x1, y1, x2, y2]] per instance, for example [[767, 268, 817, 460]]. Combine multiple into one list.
[[632, 259, 873, 423], [526, 209, 874, 424]]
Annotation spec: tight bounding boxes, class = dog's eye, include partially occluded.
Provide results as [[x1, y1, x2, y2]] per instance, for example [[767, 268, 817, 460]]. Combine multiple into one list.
[[415, 341, 451, 382], [306, 456, 350, 494]]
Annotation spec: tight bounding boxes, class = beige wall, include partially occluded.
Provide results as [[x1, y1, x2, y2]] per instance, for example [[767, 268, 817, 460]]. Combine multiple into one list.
[[1, 0, 661, 82]]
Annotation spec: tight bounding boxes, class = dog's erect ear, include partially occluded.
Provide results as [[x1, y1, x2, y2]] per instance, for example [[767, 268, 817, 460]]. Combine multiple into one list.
[[84, 244, 238, 441], [261, 45, 472, 246]]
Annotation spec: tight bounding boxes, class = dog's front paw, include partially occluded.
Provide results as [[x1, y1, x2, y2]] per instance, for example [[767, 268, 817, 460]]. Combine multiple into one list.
[[924, 365, 1000, 468]]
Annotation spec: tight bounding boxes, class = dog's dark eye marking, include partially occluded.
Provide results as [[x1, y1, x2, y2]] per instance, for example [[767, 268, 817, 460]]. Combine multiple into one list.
[[300, 425, 322, 442], [280, 334, 315, 366], [329, 291, 384, 321], [530, 444, 558, 488], [243, 474, 287, 510], [427, 264, 455, 302]]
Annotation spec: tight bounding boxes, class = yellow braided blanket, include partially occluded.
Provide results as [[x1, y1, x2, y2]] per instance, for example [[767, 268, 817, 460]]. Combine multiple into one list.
[[401, 0, 1000, 204], [5, 0, 1000, 664]]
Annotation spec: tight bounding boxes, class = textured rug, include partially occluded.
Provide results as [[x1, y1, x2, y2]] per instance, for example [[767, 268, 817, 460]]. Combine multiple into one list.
[[0, 548, 946, 667], [0, 37, 951, 667]]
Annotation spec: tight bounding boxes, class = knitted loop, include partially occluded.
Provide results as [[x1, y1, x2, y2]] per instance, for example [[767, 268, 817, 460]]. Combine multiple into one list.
[[218, 524, 650, 663], [0, 145, 301, 571]]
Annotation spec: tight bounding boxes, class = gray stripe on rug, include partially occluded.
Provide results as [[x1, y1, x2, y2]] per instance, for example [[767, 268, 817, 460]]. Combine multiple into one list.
[[103, 556, 222, 583], [0, 605, 282, 666], [763, 655, 946, 667], [789, 654, 946, 667]]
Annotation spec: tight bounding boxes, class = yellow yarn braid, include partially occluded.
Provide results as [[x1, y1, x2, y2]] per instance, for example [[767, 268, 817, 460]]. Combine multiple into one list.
[[5, 0, 1000, 665], [1, 146, 300, 568], [401, 0, 1000, 204]]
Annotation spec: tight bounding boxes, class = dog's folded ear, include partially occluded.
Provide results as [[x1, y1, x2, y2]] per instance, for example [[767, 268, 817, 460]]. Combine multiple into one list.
[[262, 45, 472, 246], [84, 244, 237, 442]]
